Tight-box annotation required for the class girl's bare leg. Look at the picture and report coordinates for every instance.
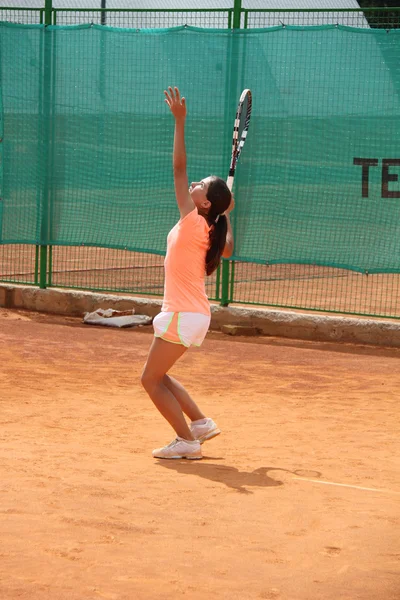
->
[163,375,206,422]
[141,337,195,440]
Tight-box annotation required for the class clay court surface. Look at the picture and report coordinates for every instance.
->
[0,307,399,600]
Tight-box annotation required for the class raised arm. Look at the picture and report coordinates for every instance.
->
[222,195,235,258]
[164,86,195,219]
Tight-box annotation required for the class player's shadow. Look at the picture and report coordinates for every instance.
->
[156,462,295,494]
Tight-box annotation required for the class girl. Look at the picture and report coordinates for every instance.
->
[141,87,234,460]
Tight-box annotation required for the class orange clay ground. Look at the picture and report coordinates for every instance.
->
[0,307,399,600]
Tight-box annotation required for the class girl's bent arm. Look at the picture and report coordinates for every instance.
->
[222,196,235,257]
[222,213,234,258]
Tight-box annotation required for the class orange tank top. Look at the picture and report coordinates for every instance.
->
[162,209,211,316]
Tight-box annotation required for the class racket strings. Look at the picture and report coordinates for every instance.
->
[229,89,252,181]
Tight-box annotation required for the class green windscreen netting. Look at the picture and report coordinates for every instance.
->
[1,23,400,273]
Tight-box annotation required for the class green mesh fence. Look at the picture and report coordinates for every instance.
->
[47,246,220,299]
[0,244,38,285]
[0,9,44,26]
[242,9,399,29]
[228,263,400,318]
[53,9,232,29]
[1,23,234,255]
[1,18,400,317]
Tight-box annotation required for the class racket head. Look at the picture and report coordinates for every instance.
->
[228,88,252,184]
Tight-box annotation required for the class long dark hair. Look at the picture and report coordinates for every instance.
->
[205,177,232,276]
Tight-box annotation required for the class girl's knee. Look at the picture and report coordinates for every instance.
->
[140,368,150,391]
[141,368,161,393]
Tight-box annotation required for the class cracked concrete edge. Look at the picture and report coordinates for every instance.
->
[1,283,400,348]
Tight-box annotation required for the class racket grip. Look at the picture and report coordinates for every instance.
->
[226,175,234,191]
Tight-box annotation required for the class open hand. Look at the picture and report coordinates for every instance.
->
[164,86,186,120]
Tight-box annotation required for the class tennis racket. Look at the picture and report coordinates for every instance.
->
[227,88,252,192]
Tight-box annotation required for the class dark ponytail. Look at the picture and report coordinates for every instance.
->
[206,215,228,276]
[205,177,232,276]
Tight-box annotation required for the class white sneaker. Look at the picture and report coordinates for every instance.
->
[152,437,202,460]
[190,418,221,444]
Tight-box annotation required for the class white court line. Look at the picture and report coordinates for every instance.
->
[293,477,400,495]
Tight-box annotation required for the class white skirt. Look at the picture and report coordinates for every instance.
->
[153,311,211,348]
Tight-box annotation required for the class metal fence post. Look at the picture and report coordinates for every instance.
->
[44,0,52,25]
[39,0,53,289]
[101,0,106,25]
[220,260,230,306]
[233,0,242,29]
[220,0,242,306]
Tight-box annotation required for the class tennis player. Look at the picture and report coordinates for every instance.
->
[141,87,234,460]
